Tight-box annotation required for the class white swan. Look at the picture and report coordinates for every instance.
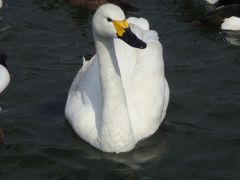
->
[65,4,169,153]
[0,53,10,94]
[221,16,240,30]
[206,0,240,6]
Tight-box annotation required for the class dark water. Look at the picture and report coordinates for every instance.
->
[0,0,240,179]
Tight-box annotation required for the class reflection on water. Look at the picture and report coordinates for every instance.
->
[0,17,10,32]
[0,25,10,32]
[221,30,240,46]
[33,94,168,170]
[71,130,167,170]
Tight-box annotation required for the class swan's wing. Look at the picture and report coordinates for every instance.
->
[128,17,150,30]
[68,55,100,102]
[114,16,162,84]
[127,17,159,44]
[65,55,101,146]
[120,17,168,141]
[66,54,101,126]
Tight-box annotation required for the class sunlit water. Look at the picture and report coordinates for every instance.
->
[0,0,240,179]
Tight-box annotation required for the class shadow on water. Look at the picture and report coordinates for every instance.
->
[221,30,240,46]
[33,94,168,172]
[70,127,168,170]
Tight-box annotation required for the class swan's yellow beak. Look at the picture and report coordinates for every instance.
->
[112,20,129,37]
[112,19,147,49]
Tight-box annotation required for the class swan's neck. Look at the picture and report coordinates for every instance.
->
[94,36,135,152]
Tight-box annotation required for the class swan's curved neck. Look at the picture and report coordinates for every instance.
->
[94,35,135,152]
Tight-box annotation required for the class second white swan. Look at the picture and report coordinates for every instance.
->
[0,53,10,95]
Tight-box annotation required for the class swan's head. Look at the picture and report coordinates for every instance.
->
[93,4,146,49]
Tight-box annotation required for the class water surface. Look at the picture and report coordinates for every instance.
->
[0,0,240,179]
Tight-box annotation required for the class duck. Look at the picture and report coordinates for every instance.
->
[63,0,139,12]
[200,2,240,45]
[65,4,169,153]
[200,4,240,30]
[0,52,10,95]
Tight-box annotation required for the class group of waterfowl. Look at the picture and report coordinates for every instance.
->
[203,0,240,31]
[0,0,240,152]
[0,0,9,98]
[200,0,240,45]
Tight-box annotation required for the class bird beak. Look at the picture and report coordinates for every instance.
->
[113,19,147,49]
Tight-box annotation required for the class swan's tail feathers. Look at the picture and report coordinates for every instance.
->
[82,56,86,63]
[83,54,93,61]
[81,55,96,73]
[82,56,89,73]
[127,17,159,43]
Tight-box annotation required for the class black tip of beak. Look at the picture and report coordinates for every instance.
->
[118,28,147,49]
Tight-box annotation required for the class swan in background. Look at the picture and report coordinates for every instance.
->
[0,52,10,113]
[203,0,240,45]
[0,52,10,95]
[65,4,169,153]
[201,4,240,30]
[206,0,240,6]
[205,0,219,5]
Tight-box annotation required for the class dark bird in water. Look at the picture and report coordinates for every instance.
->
[200,4,240,29]
[63,0,140,11]
[215,0,240,6]
[0,52,10,94]
[202,1,240,45]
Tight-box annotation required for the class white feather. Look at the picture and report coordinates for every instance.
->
[206,0,219,4]
[0,65,10,94]
[221,16,240,31]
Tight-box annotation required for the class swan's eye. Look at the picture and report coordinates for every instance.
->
[107,18,112,22]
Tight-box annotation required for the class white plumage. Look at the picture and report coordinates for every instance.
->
[65,4,169,153]
[206,0,219,5]
[0,59,10,95]
[221,16,240,31]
